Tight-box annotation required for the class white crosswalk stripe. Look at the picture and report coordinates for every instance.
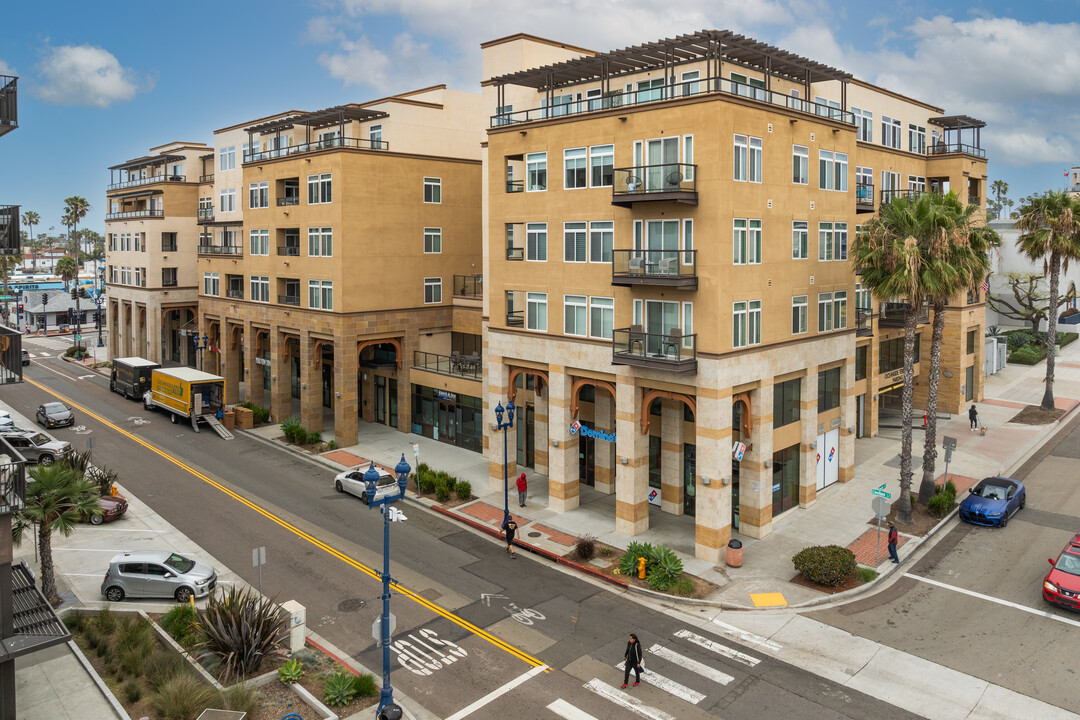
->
[583,679,676,720]
[648,643,734,685]
[547,698,600,720]
[674,629,761,667]
[710,619,783,651]
[616,660,705,704]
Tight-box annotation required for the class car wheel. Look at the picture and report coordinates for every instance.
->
[1020,494,1026,509]
[90,513,104,526]
[170,413,178,424]
[1000,515,1008,528]
[335,480,343,493]
[109,381,116,393]
[39,454,54,466]
[105,586,125,602]
[175,587,194,603]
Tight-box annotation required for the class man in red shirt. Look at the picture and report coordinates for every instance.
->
[516,472,528,507]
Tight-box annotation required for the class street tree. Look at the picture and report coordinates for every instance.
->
[1016,191,1080,410]
[987,272,1072,334]
[989,180,1013,221]
[62,196,91,257]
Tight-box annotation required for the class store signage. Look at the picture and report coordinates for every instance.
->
[647,488,661,506]
[880,368,904,385]
[732,441,746,461]
[569,421,615,442]
[436,390,457,402]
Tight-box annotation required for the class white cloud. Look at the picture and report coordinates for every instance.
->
[0,60,15,76]
[33,44,151,108]
[320,33,455,93]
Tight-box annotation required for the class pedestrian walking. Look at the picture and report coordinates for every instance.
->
[502,518,518,559]
[888,524,899,564]
[622,633,644,688]
[968,403,978,431]
[517,472,528,507]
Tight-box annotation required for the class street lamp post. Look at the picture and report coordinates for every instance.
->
[493,400,516,528]
[364,455,411,720]
[194,332,208,371]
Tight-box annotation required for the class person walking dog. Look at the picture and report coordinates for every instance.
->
[517,472,528,507]
[888,524,900,563]
[969,403,979,431]
[502,517,518,559]
[622,633,644,688]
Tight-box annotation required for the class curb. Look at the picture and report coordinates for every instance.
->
[65,637,130,720]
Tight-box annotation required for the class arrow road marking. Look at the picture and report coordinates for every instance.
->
[617,660,706,703]
[648,643,734,685]
[480,593,509,606]
[674,629,760,667]
[583,679,675,720]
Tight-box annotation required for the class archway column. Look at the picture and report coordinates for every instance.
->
[245,323,265,407]
[738,384,774,539]
[839,358,856,482]
[485,355,518,493]
[301,332,323,432]
[694,388,732,562]
[615,380,649,536]
[594,391,615,494]
[546,366,577,512]
[222,323,241,404]
[660,400,684,515]
[799,367,819,507]
[270,329,292,423]
[334,334,359,446]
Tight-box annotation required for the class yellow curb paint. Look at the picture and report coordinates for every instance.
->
[26,378,547,671]
[749,592,788,608]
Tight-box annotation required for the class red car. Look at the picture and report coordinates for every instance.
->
[85,494,128,525]
[1043,533,1080,611]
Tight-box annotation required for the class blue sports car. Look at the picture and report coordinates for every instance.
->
[959,476,1025,527]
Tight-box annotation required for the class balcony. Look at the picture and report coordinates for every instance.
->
[877,301,929,328]
[612,327,697,373]
[278,295,300,306]
[880,189,923,205]
[412,350,482,380]
[199,174,215,184]
[611,163,697,207]
[0,444,27,515]
[226,289,244,300]
[453,274,483,298]
[197,244,243,256]
[244,136,388,163]
[856,308,873,337]
[506,309,524,327]
[506,246,524,261]
[856,182,875,213]
[277,245,300,256]
[928,141,986,159]
[968,195,981,207]
[197,208,215,223]
[277,196,300,207]
[0,74,16,138]
[611,250,697,289]
[506,179,524,193]
[106,174,186,191]
[1,204,19,255]
[106,209,164,220]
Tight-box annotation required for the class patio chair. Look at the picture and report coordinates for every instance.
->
[658,256,679,275]
[628,256,645,275]
[628,324,645,354]
[663,328,683,357]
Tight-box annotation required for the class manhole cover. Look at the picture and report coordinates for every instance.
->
[337,598,366,612]
[527,531,542,538]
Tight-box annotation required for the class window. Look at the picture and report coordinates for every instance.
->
[203,272,219,296]
[589,221,613,263]
[792,295,808,334]
[748,300,762,345]
[308,173,332,204]
[855,345,867,380]
[792,221,809,259]
[526,292,547,331]
[526,153,547,192]
[250,276,269,302]
[563,222,587,262]
[882,116,902,149]
[564,295,587,336]
[967,329,976,354]
[748,220,762,264]
[733,302,748,348]
[248,229,269,256]
[833,290,847,329]
[423,176,441,203]
[908,175,926,194]
[590,297,614,339]
[308,280,333,310]
[526,223,547,261]
[965,365,974,401]
[792,145,809,185]
[908,124,926,154]
[424,277,442,304]
[424,227,441,254]
[317,130,340,148]
[853,107,873,142]
[820,151,848,191]
[773,378,801,428]
[818,222,834,262]
[856,166,873,195]
[369,124,382,146]
[734,135,748,181]
[242,140,261,160]
[564,148,587,189]
[682,218,694,264]
[162,267,177,286]
[818,291,847,331]
[308,227,332,257]
[835,222,848,260]
[880,335,921,372]
[134,267,142,287]
[818,292,834,331]
[219,188,236,212]
[856,282,871,310]
[834,152,848,191]
[680,70,700,96]
[589,144,614,187]
[818,367,841,412]
[682,135,694,181]
[494,104,513,126]
[248,181,269,209]
[733,219,747,265]
[749,137,762,183]
[218,146,235,171]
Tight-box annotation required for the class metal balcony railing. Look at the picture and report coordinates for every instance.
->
[277,196,300,206]
[106,174,186,191]
[856,182,875,209]
[453,274,483,298]
[278,294,300,306]
[277,245,300,256]
[968,195,981,207]
[197,244,243,256]
[412,350,482,380]
[199,174,215,184]
[0,452,27,515]
[106,209,164,220]
[225,289,244,299]
[0,75,18,137]
[197,208,215,222]
[506,309,524,327]
[244,136,389,163]
[878,301,930,327]
[506,247,524,261]
[855,308,873,336]
[880,189,924,205]
[612,163,697,205]
[611,249,697,289]
[506,179,524,193]
[612,327,697,373]
[928,141,986,159]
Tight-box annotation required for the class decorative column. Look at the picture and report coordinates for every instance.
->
[799,368,818,507]
[300,333,323,433]
[334,335,359,447]
[222,323,241,405]
[614,379,649,536]
[593,391,615,495]
[484,356,517,493]
[693,388,732,562]
[270,329,292,422]
[839,358,856,482]
[546,367,578,512]
[660,400,684,515]
[533,384,549,475]
[739,383,774,539]
[245,322,264,407]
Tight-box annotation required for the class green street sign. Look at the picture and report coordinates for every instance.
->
[872,488,892,499]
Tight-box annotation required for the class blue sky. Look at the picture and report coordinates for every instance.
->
[1,0,1077,236]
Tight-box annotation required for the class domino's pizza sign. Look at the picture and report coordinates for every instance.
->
[647,487,661,506]
[570,421,615,442]
[732,441,746,461]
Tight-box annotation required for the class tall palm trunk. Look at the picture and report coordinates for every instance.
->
[897,303,919,524]
[1044,250,1060,410]
[919,301,947,504]
[37,523,60,607]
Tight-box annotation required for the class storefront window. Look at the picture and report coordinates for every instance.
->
[879,335,920,373]
[772,444,800,515]
[818,367,840,412]
[773,378,800,428]
[410,385,482,453]
[855,345,867,380]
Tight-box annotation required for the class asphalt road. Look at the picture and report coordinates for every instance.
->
[11,344,925,720]
[809,411,1080,714]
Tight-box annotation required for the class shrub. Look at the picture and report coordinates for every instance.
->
[855,566,879,584]
[647,546,684,592]
[95,606,117,635]
[64,345,88,358]
[599,547,612,558]
[927,490,956,518]
[196,586,289,683]
[117,615,153,650]
[574,535,597,562]
[280,416,303,444]
[64,613,85,633]
[83,626,100,650]
[239,402,271,424]
[672,576,695,597]
[792,545,857,587]
[278,658,304,684]
[454,480,472,501]
[144,650,187,691]
[942,479,957,497]
[1007,331,1032,349]
[218,682,260,715]
[161,604,199,647]
[149,673,216,720]
[326,440,338,450]
[435,482,451,502]
[307,430,323,445]
[1009,345,1047,365]
[95,637,110,658]
[1060,332,1079,347]
[121,680,142,704]
[119,641,153,677]
[351,672,378,698]
[618,541,655,576]
[323,669,357,707]
[418,470,436,494]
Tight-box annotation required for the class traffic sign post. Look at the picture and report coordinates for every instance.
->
[942,436,957,492]
[372,613,397,647]
[252,546,267,597]
[871,491,891,564]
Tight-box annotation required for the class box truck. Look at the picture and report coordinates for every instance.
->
[142,367,233,439]
[110,357,160,400]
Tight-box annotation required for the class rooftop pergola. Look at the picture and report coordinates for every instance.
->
[929,115,987,156]
[244,105,389,152]
[107,154,185,185]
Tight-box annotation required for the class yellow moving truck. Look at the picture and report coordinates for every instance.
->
[142,367,229,436]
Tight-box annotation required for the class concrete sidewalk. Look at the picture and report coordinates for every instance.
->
[249,338,1080,610]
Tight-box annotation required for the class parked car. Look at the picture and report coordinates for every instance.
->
[958,476,1026,527]
[83,493,128,525]
[1044,533,1080,611]
[334,465,397,505]
[21,350,29,366]
[36,402,74,429]
[0,429,73,465]
[0,411,15,432]
[101,551,216,603]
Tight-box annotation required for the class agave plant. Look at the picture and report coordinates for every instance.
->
[195,586,288,683]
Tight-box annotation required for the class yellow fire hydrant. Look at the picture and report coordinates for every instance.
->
[638,556,647,579]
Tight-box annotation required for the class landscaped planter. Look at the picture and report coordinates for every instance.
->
[1060,314,1080,325]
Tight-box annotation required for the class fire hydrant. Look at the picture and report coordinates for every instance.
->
[638,556,647,579]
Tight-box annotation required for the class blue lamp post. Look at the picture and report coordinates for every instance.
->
[194,332,209,371]
[494,400,516,528]
[364,454,411,720]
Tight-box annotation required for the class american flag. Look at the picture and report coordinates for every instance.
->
[980,275,990,293]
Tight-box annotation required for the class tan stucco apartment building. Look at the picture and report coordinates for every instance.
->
[480,31,989,561]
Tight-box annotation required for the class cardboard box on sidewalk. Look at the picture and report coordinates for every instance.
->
[222,410,236,431]
[234,406,253,429]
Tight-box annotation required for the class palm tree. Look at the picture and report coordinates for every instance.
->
[21,209,38,257]
[990,180,1010,220]
[16,464,101,606]
[54,255,78,289]
[62,196,91,257]
[1016,191,1080,410]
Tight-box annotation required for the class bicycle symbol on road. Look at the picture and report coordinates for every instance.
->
[72,425,93,435]
[504,602,545,626]
[127,416,150,426]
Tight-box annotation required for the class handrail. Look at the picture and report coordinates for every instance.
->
[226,289,244,299]
[612,327,696,363]
[199,174,215,183]
[611,249,696,278]
[491,76,855,127]
[106,209,164,220]
[197,244,243,256]
[244,136,389,163]
[506,309,524,326]
[0,457,27,515]
[197,208,215,221]
[277,196,300,206]
[506,247,524,261]
[453,274,483,298]
[928,142,986,159]
[277,245,300,256]
[855,182,874,204]
[412,350,482,380]
[278,294,300,306]
[107,174,186,191]
[612,163,696,198]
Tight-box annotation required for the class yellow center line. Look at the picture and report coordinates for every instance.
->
[27,377,546,669]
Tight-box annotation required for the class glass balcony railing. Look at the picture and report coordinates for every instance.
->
[453,274,483,298]
[244,136,388,163]
[197,244,243,256]
[197,208,215,222]
[856,182,875,208]
[277,245,300,256]
[412,350,482,380]
[278,294,300,306]
[106,209,164,220]
[612,163,697,205]
[612,327,697,373]
[611,249,696,288]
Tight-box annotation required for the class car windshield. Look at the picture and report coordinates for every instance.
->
[43,403,67,413]
[973,484,1009,501]
[1056,552,1080,576]
[163,553,196,573]
[29,433,50,445]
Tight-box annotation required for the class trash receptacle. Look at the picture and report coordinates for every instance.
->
[726,538,743,568]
